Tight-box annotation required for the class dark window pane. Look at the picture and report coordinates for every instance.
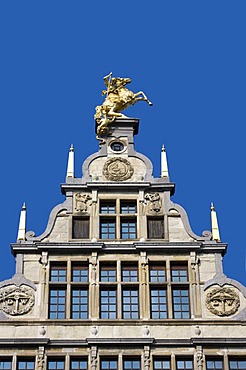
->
[100,289,117,319]
[71,289,88,319]
[122,289,139,319]
[206,359,223,370]
[50,265,67,282]
[176,360,193,370]
[123,359,140,370]
[100,201,116,214]
[71,358,87,370]
[100,219,116,239]
[101,359,118,370]
[73,218,90,239]
[122,265,138,282]
[171,265,188,282]
[0,360,12,370]
[120,201,137,214]
[147,217,164,239]
[100,266,116,282]
[229,359,246,370]
[121,219,136,239]
[150,289,167,318]
[153,359,171,370]
[149,265,166,282]
[72,265,88,282]
[172,289,190,318]
[49,289,66,319]
[47,359,65,370]
[111,142,124,152]
[17,361,35,370]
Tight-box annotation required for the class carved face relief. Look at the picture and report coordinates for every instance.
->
[74,193,92,213]
[0,285,35,316]
[103,157,134,181]
[145,192,162,213]
[205,287,240,316]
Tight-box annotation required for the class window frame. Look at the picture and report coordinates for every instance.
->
[48,261,89,320]
[206,358,224,370]
[72,216,90,239]
[147,216,164,239]
[99,199,138,240]
[153,358,171,370]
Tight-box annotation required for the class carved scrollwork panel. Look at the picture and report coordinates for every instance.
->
[103,157,134,181]
[205,287,240,316]
[0,285,35,316]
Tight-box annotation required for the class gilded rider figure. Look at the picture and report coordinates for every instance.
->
[95,73,152,145]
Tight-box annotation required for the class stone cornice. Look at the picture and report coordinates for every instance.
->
[0,337,245,348]
[11,241,227,255]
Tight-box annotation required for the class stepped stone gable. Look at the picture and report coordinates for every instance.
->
[1,115,245,368]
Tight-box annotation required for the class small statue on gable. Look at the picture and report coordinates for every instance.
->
[74,193,92,213]
[145,192,162,213]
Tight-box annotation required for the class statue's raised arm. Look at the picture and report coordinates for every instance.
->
[95,73,153,145]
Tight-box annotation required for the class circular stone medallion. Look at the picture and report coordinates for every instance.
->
[205,287,240,316]
[103,157,134,181]
[0,285,35,316]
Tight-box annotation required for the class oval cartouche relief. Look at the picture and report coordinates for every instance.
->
[103,157,134,181]
[205,286,240,317]
[0,285,35,316]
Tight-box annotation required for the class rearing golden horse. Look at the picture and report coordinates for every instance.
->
[95,73,152,144]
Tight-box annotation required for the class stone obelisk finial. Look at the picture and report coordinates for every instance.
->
[161,145,169,178]
[66,144,74,178]
[211,202,221,241]
[17,203,26,241]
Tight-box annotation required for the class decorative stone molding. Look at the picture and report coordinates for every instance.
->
[196,346,203,370]
[205,286,240,316]
[0,273,36,290]
[194,325,201,336]
[91,326,98,336]
[39,326,46,336]
[90,346,98,370]
[74,193,92,213]
[143,346,150,370]
[103,157,134,181]
[0,284,35,316]
[142,326,150,336]
[145,192,162,213]
[37,346,45,370]
[26,198,72,242]
[167,200,213,241]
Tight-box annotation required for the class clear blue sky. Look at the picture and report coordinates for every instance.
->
[0,1,245,286]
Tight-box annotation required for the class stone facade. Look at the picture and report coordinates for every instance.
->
[0,119,245,370]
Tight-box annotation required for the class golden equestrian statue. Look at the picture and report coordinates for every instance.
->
[95,73,152,144]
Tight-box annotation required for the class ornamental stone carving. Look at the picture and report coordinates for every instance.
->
[205,287,240,316]
[103,157,134,181]
[145,192,162,213]
[74,193,92,213]
[0,285,35,316]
